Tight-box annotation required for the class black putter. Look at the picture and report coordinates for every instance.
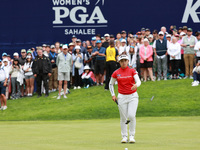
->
[115,100,130,125]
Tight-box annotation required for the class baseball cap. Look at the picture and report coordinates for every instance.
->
[180,32,186,36]
[175,34,179,37]
[141,28,145,31]
[37,46,43,51]
[110,34,114,38]
[121,30,126,34]
[158,31,164,35]
[101,37,105,40]
[87,45,92,49]
[75,46,81,50]
[182,26,188,30]
[72,35,77,38]
[69,42,75,46]
[144,38,149,42]
[13,52,19,56]
[76,39,81,42]
[148,34,153,38]
[96,40,102,44]
[104,33,110,37]
[62,45,68,49]
[91,37,96,41]
[2,52,7,57]
[166,34,171,38]
[3,58,8,62]
[26,55,32,59]
[27,50,32,54]
[42,44,47,47]
[21,49,26,53]
[179,27,183,30]
[60,44,63,47]
[121,39,126,43]
[118,55,129,62]
[187,28,193,32]
[50,45,55,49]
[145,28,150,31]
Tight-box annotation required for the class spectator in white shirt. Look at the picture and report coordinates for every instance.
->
[119,39,129,55]
[167,37,181,79]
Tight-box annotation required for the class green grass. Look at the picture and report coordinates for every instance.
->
[0,117,200,150]
[0,79,199,121]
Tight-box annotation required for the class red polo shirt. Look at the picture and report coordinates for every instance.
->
[112,66,137,95]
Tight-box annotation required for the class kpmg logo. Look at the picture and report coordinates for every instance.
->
[182,0,200,23]
[52,0,108,35]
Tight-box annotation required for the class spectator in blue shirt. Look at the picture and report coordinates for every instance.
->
[92,40,106,86]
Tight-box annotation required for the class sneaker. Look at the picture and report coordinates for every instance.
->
[190,76,193,79]
[63,95,67,99]
[77,86,81,89]
[192,81,199,86]
[74,86,77,90]
[164,78,167,81]
[0,106,3,110]
[157,78,160,81]
[97,83,99,86]
[100,83,104,86]
[184,76,188,79]
[86,85,89,88]
[121,136,128,143]
[3,106,7,110]
[129,135,136,143]
[57,95,61,99]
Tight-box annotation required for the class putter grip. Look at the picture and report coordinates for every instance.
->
[115,100,118,105]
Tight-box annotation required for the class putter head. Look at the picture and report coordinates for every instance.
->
[125,120,130,124]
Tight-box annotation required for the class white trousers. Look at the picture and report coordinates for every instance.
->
[118,92,139,137]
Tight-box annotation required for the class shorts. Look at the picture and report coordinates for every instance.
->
[25,75,35,79]
[95,60,105,75]
[140,61,153,68]
[0,82,6,95]
[58,72,70,81]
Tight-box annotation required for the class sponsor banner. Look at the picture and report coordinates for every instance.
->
[0,0,200,55]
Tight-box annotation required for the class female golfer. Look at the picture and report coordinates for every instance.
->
[109,54,141,143]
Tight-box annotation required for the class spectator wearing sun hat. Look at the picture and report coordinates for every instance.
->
[81,65,96,88]
[181,28,198,79]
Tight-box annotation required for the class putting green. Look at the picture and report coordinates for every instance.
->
[0,117,199,150]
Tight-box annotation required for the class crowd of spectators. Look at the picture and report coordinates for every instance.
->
[1,25,200,110]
